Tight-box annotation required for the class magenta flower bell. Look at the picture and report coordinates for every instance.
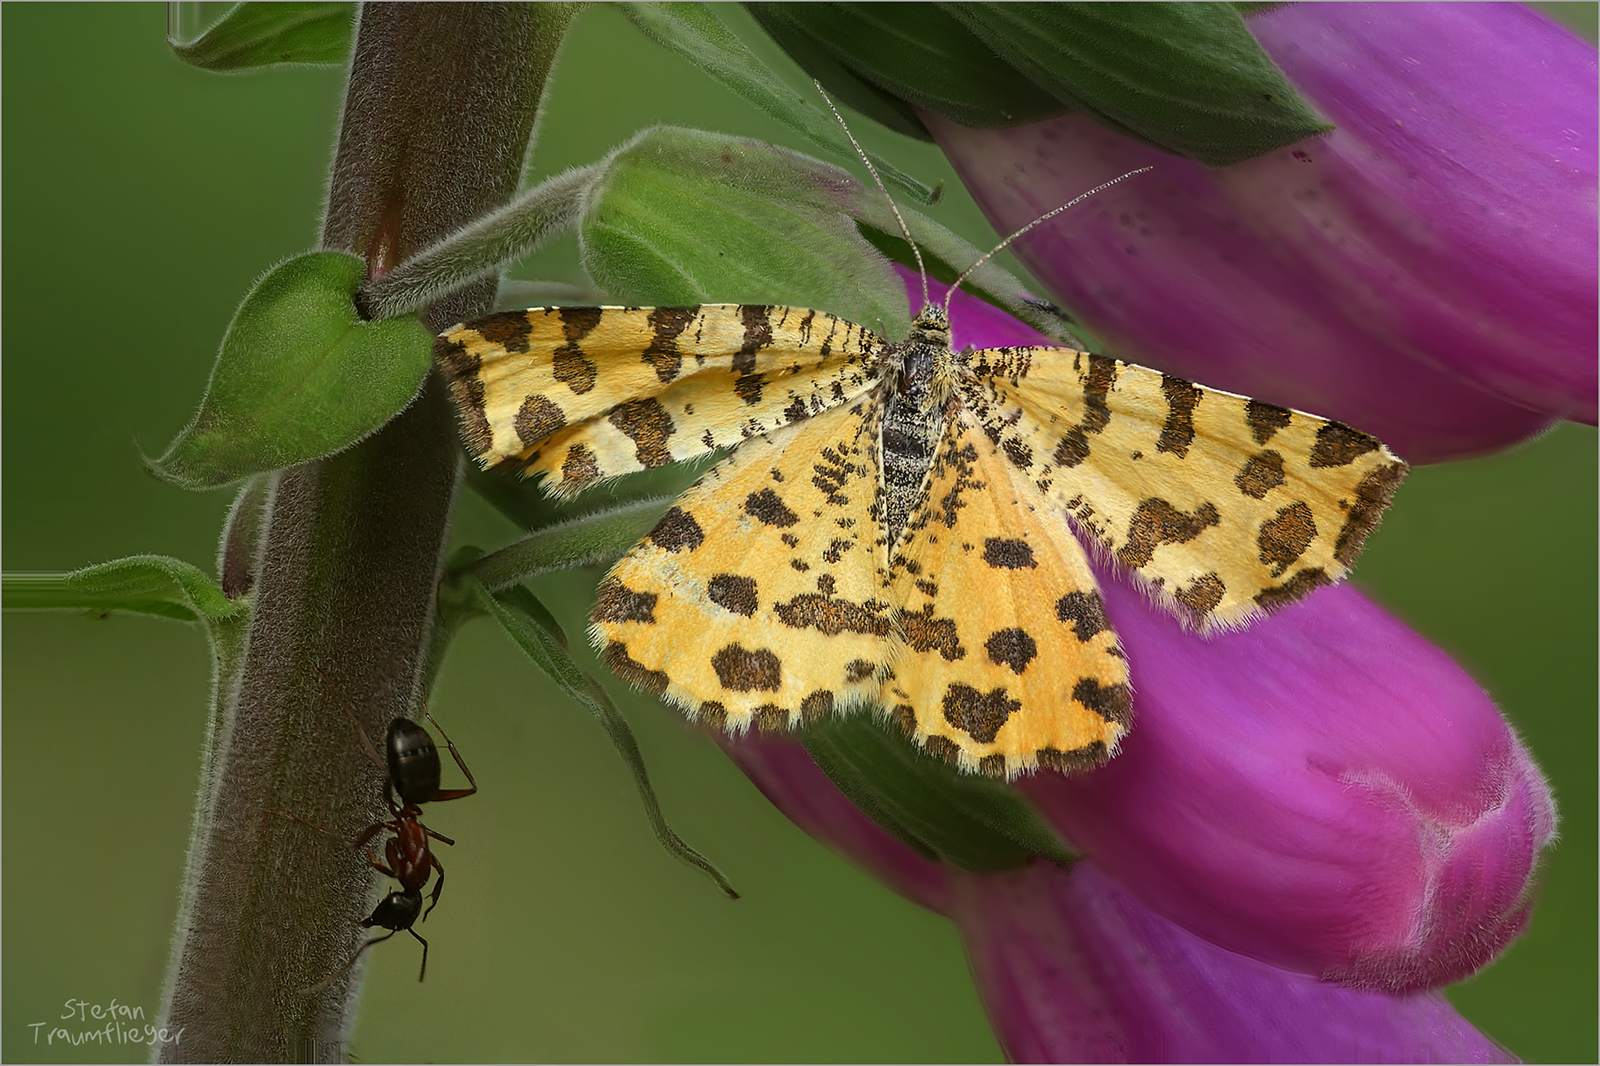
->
[714,275,1552,1059]
[923,3,1596,463]
[723,726,1523,1063]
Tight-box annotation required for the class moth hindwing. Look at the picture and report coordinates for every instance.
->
[437,302,1405,778]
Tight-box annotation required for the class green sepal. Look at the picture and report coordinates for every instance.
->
[445,571,739,898]
[168,2,354,70]
[3,555,246,624]
[459,495,675,594]
[942,3,1330,165]
[742,5,935,141]
[803,713,1076,872]
[582,125,1064,343]
[582,127,907,336]
[745,2,1328,165]
[150,252,434,488]
[745,3,1066,131]
[620,3,938,199]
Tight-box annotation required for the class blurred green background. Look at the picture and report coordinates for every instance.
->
[4,5,1594,1062]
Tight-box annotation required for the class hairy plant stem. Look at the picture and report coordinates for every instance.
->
[154,5,574,1060]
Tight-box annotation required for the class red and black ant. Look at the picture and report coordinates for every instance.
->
[277,672,478,986]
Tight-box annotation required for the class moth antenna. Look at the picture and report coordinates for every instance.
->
[814,79,930,313]
[944,167,1154,315]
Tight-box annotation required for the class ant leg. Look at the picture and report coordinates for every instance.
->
[421,825,456,847]
[315,665,387,772]
[299,930,396,996]
[353,818,401,852]
[424,711,478,802]
[422,851,446,921]
[407,928,430,982]
[268,810,345,843]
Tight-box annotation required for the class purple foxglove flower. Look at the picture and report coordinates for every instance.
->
[950,861,1514,1063]
[721,734,1515,1062]
[922,3,1595,464]
[714,277,1551,1060]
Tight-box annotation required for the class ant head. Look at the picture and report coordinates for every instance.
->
[364,887,424,932]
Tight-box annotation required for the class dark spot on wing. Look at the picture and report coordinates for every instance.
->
[1333,462,1407,566]
[437,336,492,457]
[591,578,657,624]
[1310,422,1380,467]
[641,307,698,383]
[1157,375,1201,457]
[697,701,727,731]
[712,644,782,692]
[552,348,596,394]
[1073,678,1131,726]
[1235,450,1286,499]
[942,683,1020,743]
[608,398,676,467]
[746,487,799,527]
[1254,567,1331,611]
[921,734,960,764]
[515,394,566,448]
[1246,400,1293,444]
[983,538,1037,569]
[774,593,891,635]
[1002,438,1034,470]
[800,690,834,721]
[899,604,964,661]
[1258,501,1317,577]
[845,659,876,683]
[1116,499,1221,569]
[649,506,704,553]
[1051,354,1118,467]
[733,372,766,405]
[985,628,1037,674]
[708,574,759,617]
[1037,742,1111,773]
[1055,591,1109,641]
[470,310,534,353]
[1174,573,1225,616]
[600,642,668,695]
[561,443,599,485]
[736,305,774,375]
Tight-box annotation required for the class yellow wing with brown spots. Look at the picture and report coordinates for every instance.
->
[589,397,894,730]
[881,413,1130,779]
[436,305,884,497]
[960,347,1407,631]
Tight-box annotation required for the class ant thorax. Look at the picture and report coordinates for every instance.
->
[878,306,959,550]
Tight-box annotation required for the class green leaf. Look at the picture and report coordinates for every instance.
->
[3,556,245,623]
[458,575,738,898]
[745,3,1066,130]
[803,713,1076,872]
[621,3,939,199]
[738,5,935,141]
[358,164,600,322]
[584,126,912,336]
[942,2,1330,165]
[169,2,354,70]
[460,496,676,593]
[150,252,434,488]
[578,124,1068,347]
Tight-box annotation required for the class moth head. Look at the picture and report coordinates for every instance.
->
[906,305,951,349]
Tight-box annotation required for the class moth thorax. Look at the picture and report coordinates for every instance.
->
[880,340,948,552]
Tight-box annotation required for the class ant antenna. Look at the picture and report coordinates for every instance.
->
[945,167,1153,315]
[815,80,930,312]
